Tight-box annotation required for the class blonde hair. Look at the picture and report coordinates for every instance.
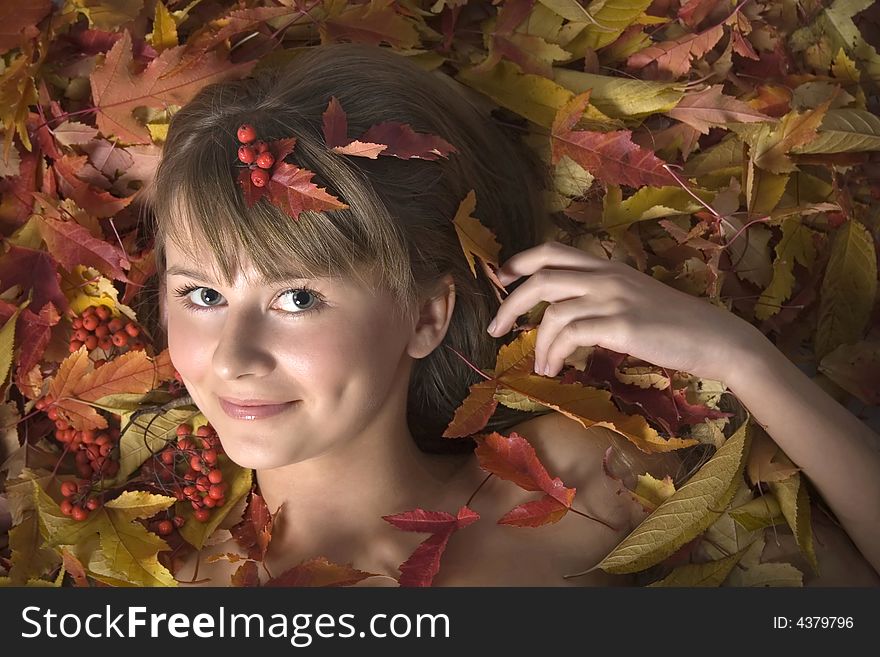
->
[137,43,554,452]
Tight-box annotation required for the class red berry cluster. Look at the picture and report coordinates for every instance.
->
[37,394,121,479]
[69,304,145,362]
[148,514,186,536]
[141,423,227,523]
[60,479,103,522]
[237,123,275,187]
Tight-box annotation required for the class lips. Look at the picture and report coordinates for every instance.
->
[218,396,298,420]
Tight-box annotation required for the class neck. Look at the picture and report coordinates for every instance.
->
[254,386,470,575]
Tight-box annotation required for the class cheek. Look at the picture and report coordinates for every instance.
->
[166,310,210,378]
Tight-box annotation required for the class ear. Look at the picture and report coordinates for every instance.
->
[406,273,455,360]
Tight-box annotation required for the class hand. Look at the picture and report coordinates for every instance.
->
[486,241,763,383]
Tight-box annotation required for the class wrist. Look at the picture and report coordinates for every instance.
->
[722,321,782,395]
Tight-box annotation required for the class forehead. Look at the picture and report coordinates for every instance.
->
[162,235,381,289]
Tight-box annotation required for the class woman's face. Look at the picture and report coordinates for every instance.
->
[161,237,418,470]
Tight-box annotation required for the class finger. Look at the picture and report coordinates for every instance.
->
[488,269,591,336]
[533,297,603,375]
[497,240,611,286]
[542,316,626,377]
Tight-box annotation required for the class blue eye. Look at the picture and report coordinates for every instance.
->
[172,284,326,317]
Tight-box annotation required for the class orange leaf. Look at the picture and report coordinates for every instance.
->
[443,379,498,438]
[37,214,132,283]
[230,490,274,561]
[319,0,420,50]
[89,30,256,144]
[451,189,502,279]
[264,556,380,587]
[0,0,51,55]
[72,349,173,403]
[627,23,724,79]
[48,346,107,431]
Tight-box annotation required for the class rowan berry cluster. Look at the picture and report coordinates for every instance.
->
[141,422,227,524]
[59,479,102,521]
[237,123,275,187]
[37,394,122,479]
[69,304,145,364]
[147,514,186,536]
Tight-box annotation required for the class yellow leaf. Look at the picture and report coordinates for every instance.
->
[815,219,877,360]
[451,190,502,279]
[730,494,786,532]
[68,0,144,31]
[552,67,684,119]
[8,511,61,585]
[631,472,676,512]
[745,158,788,215]
[723,534,803,586]
[457,59,577,129]
[602,185,709,232]
[791,109,880,153]
[0,46,38,157]
[569,0,653,51]
[494,329,697,453]
[595,415,752,573]
[768,473,819,575]
[105,407,202,488]
[755,216,819,321]
[104,490,178,523]
[648,546,750,586]
[150,1,178,51]
[0,305,22,388]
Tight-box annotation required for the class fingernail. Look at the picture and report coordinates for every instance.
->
[487,319,497,334]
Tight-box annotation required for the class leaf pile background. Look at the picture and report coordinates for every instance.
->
[1,0,879,587]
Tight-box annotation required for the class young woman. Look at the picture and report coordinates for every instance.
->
[144,42,880,586]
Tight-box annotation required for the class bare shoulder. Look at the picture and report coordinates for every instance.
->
[434,411,668,586]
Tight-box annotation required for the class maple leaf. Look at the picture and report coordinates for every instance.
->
[383,506,480,586]
[51,154,135,218]
[451,189,502,279]
[89,29,256,144]
[551,91,676,188]
[319,0,420,50]
[0,0,51,55]
[265,556,380,587]
[474,431,577,526]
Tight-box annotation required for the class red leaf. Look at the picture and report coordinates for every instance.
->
[0,300,60,389]
[383,506,480,587]
[231,491,274,561]
[551,92,674,188]
[37,215,132,283]
[267,161,349,219]
[474,431,576,508]
[360,122,457,160]
[0,143,40,229]
[497,493,573,527]
[264,556,379,587]
[0,245,69,314]
[322,96,349,149]
[627,24,724,79]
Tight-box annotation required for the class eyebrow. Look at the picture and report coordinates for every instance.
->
[165,265,316,284]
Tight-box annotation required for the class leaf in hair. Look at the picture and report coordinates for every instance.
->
[267,161,349,219]
[321,96,390,158]
[361,121,457,160]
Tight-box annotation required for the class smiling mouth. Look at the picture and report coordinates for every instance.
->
[218,397,299,420]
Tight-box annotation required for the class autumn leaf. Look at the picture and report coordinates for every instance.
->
[551,92,676,188]
[627,23,724,79]
[667,85,772,134]
[818,339,880,405]
[90,29,256,144]
[265,556,380,587]
[648,546,750,587]
[36,213,132,282]
[230,559,260,587]
[383,506,480,586]
[321,97,386,158]
[0,0,51,55]
[230,490,274,562]
[768,473,818,575]
[319,0,420,50]
[451,189,502,279]
[592,414,752,574]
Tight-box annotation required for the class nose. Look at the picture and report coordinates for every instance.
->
[211,310,277,380]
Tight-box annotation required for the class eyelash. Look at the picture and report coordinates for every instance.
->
[172,283,328,318]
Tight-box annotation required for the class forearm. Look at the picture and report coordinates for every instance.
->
[725,327,880,575]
